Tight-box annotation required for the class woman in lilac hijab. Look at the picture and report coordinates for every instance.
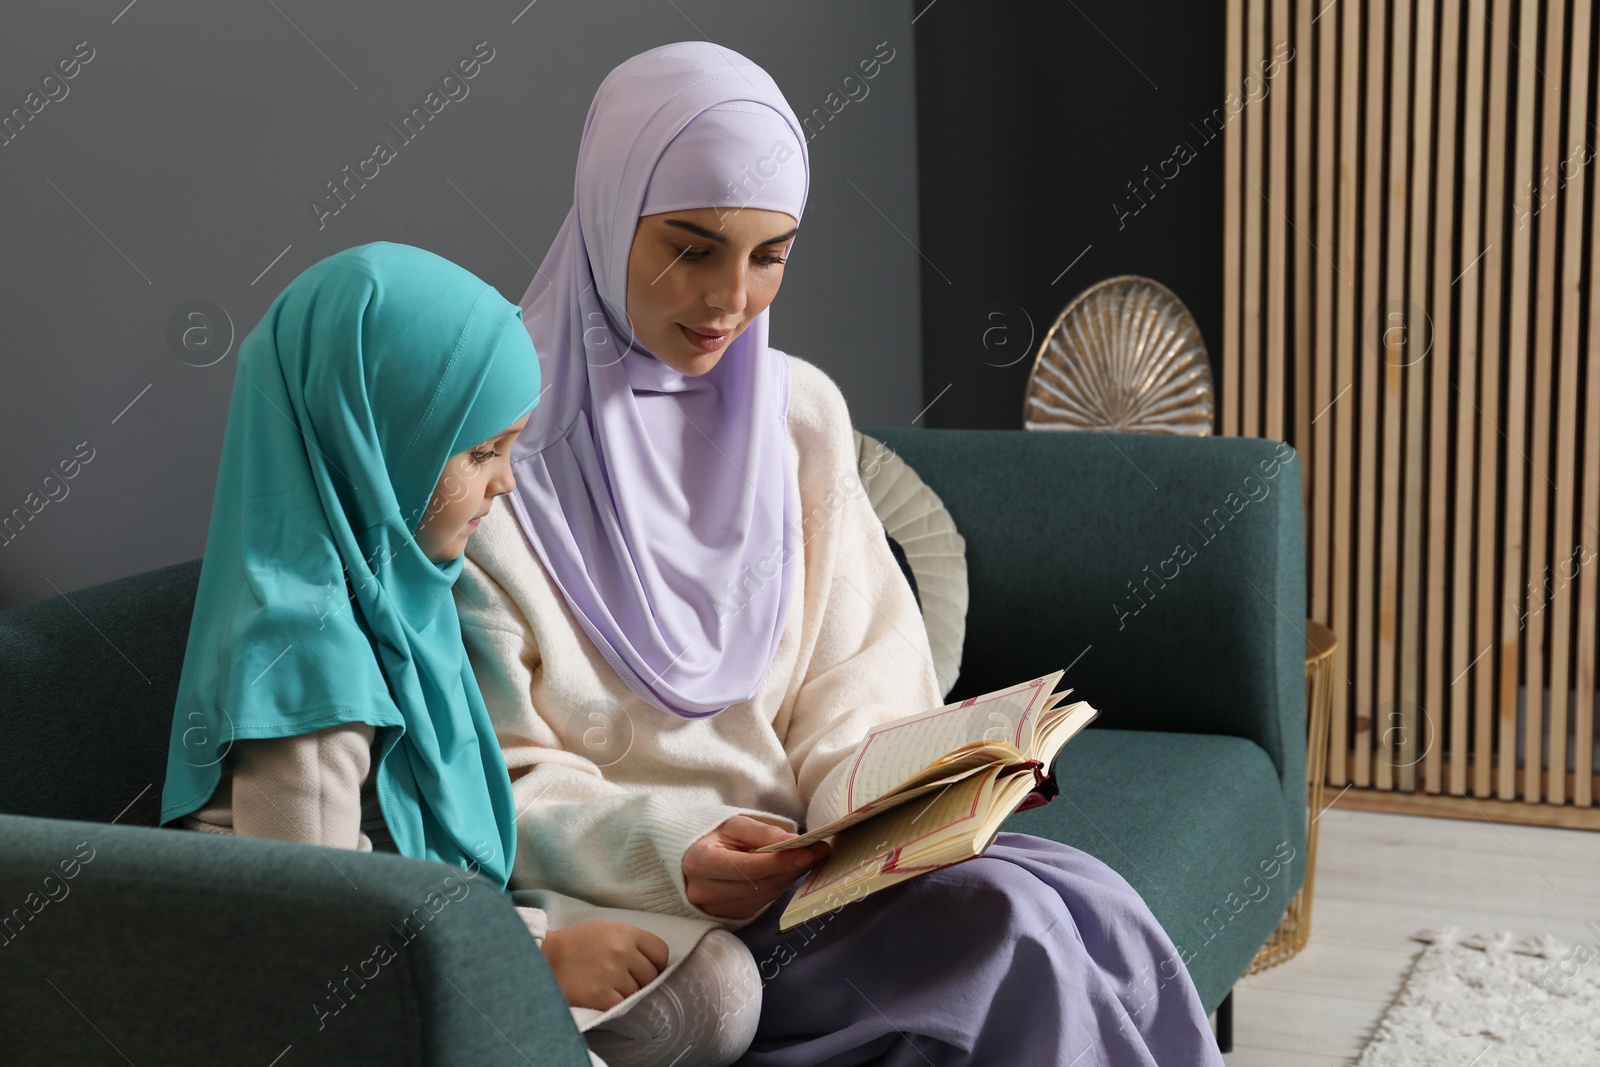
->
[455,41,1227,1066]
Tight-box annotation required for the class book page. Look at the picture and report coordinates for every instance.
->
[776,769,999,928]
[1029,701,1100,766]
[840,672,1064,814]
[755,674,1081,856]
[771,695,1101,930]
[756,762,992,852]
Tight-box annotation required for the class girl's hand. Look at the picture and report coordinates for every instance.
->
[683,815,831,920]
[541,920,670,1011]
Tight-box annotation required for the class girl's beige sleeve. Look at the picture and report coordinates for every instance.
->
[226,723,377,851]
[225,724,554,948]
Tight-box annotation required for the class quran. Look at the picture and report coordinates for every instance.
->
[757,671,1098,930]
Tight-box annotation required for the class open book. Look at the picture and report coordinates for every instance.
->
[757,671,1098,930]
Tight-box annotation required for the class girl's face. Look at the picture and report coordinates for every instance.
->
[415,412,531,563]
[624,207,798,376]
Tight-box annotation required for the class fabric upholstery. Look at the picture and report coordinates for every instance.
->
[867,427,1307,1013]
[0,427,1306,1035]
[0,812,591,1065]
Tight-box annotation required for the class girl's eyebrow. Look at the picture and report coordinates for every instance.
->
[664,218,799,247]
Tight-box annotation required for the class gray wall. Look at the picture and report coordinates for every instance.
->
[0,0,922,609]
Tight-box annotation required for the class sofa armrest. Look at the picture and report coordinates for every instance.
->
[0,813,591,1066]
[866,428,1307,850]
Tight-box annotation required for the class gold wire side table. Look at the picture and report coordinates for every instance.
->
[1246,619,1338,974]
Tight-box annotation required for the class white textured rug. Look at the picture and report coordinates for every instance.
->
[1355,926,1600,1065]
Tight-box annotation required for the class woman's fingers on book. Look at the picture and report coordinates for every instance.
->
[696,816,824,877]
[684,816,830,917]
[693,881,793,919]
[687,858,811,915]
[702,842,802,883]
[695,899,760,920]
[716,814,797,848]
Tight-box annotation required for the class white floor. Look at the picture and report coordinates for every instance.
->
[1217,806,1600,1065]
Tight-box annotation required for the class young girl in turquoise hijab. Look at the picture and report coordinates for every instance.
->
[158,242,672,1040]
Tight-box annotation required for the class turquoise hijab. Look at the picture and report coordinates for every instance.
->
[160,242,540,891]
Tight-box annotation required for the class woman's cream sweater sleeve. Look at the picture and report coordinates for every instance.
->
[455,560,787,922]
[777,359,944,833]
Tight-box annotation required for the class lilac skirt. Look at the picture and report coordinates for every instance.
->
[730,832,1225,1067]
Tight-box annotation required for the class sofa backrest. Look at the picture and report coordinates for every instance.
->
[2,429,1307,823]
[866,428,1305,788]
[0,559,200,824]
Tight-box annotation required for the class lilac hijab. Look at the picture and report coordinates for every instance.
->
[507,42,809,718]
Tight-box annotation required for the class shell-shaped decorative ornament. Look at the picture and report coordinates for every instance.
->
[1023,275,1214,435]
[854,431,968,698]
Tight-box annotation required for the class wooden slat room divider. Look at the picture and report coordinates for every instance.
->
[1223,0,1600,828]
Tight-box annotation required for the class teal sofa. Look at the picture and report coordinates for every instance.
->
[0,429,1305,1064]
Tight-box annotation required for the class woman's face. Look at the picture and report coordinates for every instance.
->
[415,412,531,563]
[624,207,798,376]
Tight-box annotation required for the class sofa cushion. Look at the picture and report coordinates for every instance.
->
[1005,727,1298,1012]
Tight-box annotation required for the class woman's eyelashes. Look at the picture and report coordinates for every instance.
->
[668,244,787,267]
[469,448,499,464]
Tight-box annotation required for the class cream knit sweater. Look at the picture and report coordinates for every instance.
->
[454,355,943,925]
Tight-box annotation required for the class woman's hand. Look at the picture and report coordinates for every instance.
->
[541,920,670,1011]
[683,815,832,920]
